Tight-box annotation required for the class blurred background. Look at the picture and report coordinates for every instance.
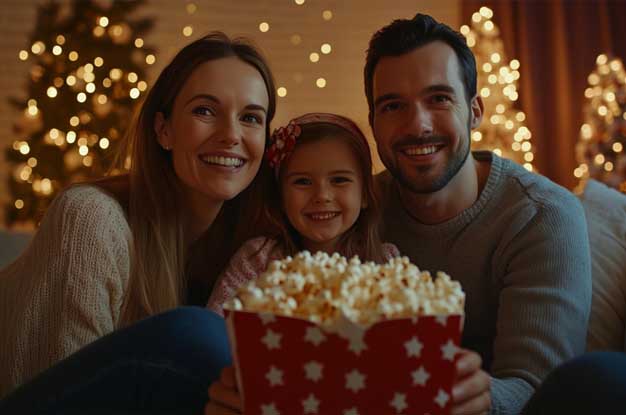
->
[1,0,625,231]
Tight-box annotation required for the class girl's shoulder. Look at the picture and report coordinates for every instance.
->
[381,242,401,261]
[232,236,286,266]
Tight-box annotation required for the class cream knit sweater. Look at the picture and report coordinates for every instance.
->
[0,185,131,397]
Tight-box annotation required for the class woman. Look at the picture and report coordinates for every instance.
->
[0,32,276,413]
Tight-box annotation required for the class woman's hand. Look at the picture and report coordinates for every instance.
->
[204,366,243,415]
[451,348,491,415]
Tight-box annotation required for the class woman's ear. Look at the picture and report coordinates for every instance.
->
[469,95,484,130]
[154,112,172,150]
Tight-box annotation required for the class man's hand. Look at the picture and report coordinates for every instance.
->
[204,366,242,415]
[451,348,491,415]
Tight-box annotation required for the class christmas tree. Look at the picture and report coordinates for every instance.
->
[5,0,155,227]
[460,7,535,172]
[574,54,626,193]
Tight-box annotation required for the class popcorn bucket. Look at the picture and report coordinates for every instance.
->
[225,309,463,415]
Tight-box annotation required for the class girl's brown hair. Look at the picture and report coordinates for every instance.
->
[263,114,386,263]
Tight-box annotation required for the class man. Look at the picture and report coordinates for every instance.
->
[366,14,591,414]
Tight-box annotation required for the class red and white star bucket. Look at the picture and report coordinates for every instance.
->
[225,310,463,415]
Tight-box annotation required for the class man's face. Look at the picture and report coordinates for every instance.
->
[371,41,480,194]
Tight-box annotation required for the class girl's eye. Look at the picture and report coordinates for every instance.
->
[241,113,263,125]
[192,106,213,116]
[292,178,312,185]
[331,176,352,184]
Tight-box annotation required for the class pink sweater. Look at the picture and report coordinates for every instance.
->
[207,237,400,315]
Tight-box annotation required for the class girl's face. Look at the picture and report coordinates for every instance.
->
[155,57,269,210]
[280,136,366,253]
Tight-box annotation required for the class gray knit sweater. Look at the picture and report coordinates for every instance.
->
[376,152,591,415]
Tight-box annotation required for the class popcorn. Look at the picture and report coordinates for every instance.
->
[224,251,464,326]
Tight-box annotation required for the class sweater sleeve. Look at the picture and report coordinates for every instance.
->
[206,237,279,316]
[0,185,131,394]
[489,195,592,414]
[382,242,401,260]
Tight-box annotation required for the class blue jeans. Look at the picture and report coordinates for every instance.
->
[523,351,626,414]
[0,307,231,414]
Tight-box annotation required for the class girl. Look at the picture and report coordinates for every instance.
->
[0,32,275,414]
[206,112,400,316]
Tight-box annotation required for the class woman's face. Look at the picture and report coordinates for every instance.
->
[156,57,269,208]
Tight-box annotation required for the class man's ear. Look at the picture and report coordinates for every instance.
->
[154,112,172,150]
[469,95,484,130]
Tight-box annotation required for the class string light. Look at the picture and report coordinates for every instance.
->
[145,54,156,65]
[183,26,193,37]
[322,10,333,20]
[575,55,626,191]
[320,43,332,54]
[277,87,287,97]
[316,78,326,88]
[134,38,144,48]
[259,22,270,32]
[462,7,535,170]
[309,53,320,63]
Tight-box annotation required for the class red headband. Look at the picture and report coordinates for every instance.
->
[266,113,368,176]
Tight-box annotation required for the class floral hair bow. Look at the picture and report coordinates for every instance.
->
[266,120,302,173]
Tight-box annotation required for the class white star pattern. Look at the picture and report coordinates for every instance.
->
[343,408,359,415]
[345,369,366,393]
[302,393,320,414]
[265,366,283,387]
[261,402,281,415]
[435,315,448,326]
[404,336,423,358]
[411,366,431,386]
[441,339,458,361]
[304,327,326,346]
[304,361,324,382]
[390,392,408,413]
[259,312,276,325]
[336,318,368,355]
[434,389,450,408]
[262,329,282,350]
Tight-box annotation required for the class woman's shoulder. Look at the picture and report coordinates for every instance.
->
[40,184,131,243]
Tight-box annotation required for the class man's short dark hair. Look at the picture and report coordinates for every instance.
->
[364,13,477,125]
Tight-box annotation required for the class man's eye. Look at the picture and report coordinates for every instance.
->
[192,106,213,116]
[380,102,402,113]
[432,95,452,104]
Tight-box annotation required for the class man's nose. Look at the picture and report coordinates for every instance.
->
[405,104,434,137]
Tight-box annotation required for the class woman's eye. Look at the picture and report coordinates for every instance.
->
[192,106,213,116]
[241,113,263,124]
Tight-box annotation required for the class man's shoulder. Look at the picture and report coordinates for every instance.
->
[499,159,580,211]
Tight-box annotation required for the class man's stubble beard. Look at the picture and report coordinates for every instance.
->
[386,125,472,195]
